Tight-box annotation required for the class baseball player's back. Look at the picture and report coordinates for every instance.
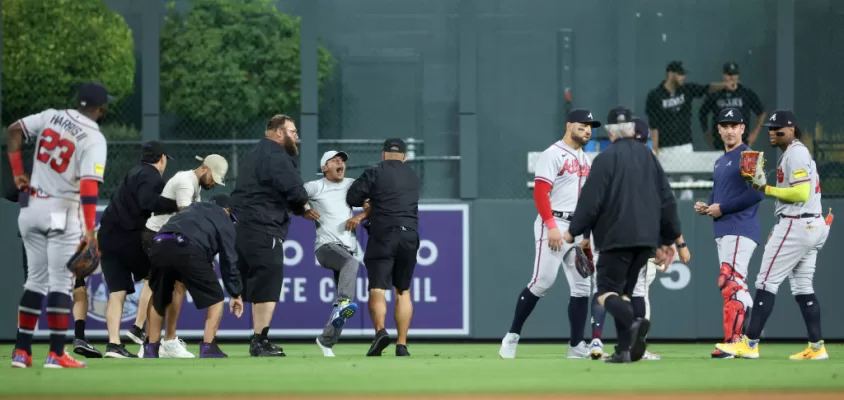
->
[8,82,112,369]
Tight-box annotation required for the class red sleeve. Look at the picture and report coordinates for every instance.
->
[80,179,99,232]
[533,180,557,230]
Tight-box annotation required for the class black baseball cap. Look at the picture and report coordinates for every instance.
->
[383,138,406,153]
[717,108,745,124]
[606,107,632,125]
[666,60,687,75]
[567,108,601,127]
[76,82,114,108]
[141,140,174,161]
[762,109,798,128]
[632,117,650,143]
[723,62,740,75]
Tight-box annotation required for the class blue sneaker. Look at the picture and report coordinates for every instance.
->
[330,300,358,329]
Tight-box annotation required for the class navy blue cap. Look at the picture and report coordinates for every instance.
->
[606,107,632,125]
[383,138,406,153]
[76,82,114,108]
[632,117,649,143]
[142,140,174,161]
[666,60,686,74]
[567,108,601,127]
[763,109,798,128]
[723,62,739,75]
[717,108,745,124]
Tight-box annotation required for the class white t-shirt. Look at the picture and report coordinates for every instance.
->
[304,177,358,254]
[145,170,201,232]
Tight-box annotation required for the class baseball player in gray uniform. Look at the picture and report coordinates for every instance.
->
[716,109,831,360]
[9,83,111,369]
[301,150,368,357]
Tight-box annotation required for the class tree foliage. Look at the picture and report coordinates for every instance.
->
[1,0,135,125]
[160,0,335,127]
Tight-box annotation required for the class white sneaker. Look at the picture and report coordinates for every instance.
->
[160,338,195,358]
[642,350,661,360]
[566,341,590,359]
[316,337,335,357]
[589,338,604,360]
[499,333,520,359]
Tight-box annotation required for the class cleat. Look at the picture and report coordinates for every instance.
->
[629,318,651,362]
[366,329,391,357]
[715,335,759,359]
[249,336,285,357]
[642,350,661,360]
[73,338,103,359]
[589,338,604,360]
[316,337,335,357]
[789,341,829,360]
[143,342,160,358]
[11,349,32,368]
[200,340,227,358]
[160,337,195,358]
[566,341,590,359]
[126,325,146,345]
[604,350,632,363]
[330,300,358,329]
[104,343,138,358]
[712,346,735,359]
[44,350,87,368]
[498,332,520,359]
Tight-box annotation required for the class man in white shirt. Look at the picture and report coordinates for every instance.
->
[132,154,229,358]
[302,151,369,357]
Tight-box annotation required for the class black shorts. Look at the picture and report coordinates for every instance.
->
[235,225,284,303]
[99,230,150,294]
[148,238,223,315]
[595,246,653,298]
[364,229,419,292]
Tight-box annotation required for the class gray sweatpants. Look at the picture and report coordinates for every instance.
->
[315,243,359,347]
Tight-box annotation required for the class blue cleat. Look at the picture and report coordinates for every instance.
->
[330,300,358,329]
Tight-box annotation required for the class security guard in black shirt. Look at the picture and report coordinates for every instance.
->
[143,193,243,359]
[98,140,179,358]
[230,114,309,357]
[699,62,766,149]
[565,108,681,363]
[347,138,421,357]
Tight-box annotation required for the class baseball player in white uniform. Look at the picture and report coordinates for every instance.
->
[499,109,601,359]
[716,109,831,360]
[300,151,369,357]
[9,83,111,369]
[135,154,229,358]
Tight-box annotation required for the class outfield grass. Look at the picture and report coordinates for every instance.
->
[1,342,842,397]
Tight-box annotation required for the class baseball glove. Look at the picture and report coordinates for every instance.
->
[66,239,100,279]
[740,150,767,187]
[570,246,595,279]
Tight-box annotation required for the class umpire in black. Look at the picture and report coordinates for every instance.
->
[143,193,243,359]
[230,114,309,357]
[98,141,179,358]
[565,107,681,363]
[346,138,421,357]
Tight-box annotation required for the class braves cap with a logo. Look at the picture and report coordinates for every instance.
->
[632,117,650,143]
[762,109,798,129]
[76,82,114,108]
[717,108,744,124]
[567,108,602,127]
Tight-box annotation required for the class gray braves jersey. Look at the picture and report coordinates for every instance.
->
[19,109,107,200]
[775,141,821,216]
[534,140,591,212]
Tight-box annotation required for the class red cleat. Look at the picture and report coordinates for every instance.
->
[11,349,32,368]
[44,350,87,368]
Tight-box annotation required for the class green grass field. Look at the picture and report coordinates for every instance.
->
[1,342,843,398]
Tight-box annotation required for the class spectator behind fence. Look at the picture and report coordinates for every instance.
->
[645,60,732,157]
[699,62,767,149]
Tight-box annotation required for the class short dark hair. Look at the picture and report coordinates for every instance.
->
[266,114,294,131]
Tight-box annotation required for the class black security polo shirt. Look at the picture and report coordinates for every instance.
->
[645,81,710,148]
[346,160,420,234]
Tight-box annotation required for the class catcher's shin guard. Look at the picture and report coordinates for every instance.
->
[719,263,748,342]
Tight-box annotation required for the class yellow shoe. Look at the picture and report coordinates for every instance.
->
[789,341,829,360]
[715,336,759,359]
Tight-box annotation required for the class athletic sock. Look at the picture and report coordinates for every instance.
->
[16,290,44,355]
[260,326,270,340]
[614,316,632,350]
[75,319,86,340]
[46,292,72,355]
[603,295,634,329]
[590,295,606,340]
[568,296,589,346]
[631,296,647,319]
[795,294,822,343]
[508,287,540,335]
[746,289,776,340]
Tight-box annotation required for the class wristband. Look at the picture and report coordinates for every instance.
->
[676,242,687,249]
[544,217,558,230]
[9,152,24,176]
